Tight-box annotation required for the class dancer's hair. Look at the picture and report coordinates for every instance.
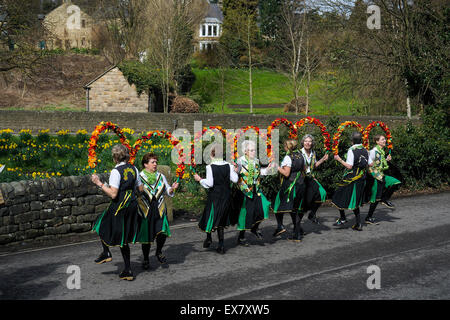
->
[111,144,130,164]
[351,132,362,144]
[141,153,158,168]
[241,140,256,155]
[373,134,385,144]
[300,134,315,148]
[210,143,223,159]
[284,139,298,151]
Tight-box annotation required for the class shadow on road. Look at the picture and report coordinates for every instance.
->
[0,260,70,300]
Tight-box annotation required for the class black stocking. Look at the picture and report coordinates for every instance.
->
[367,202,379,218]
[142,243,150,261]
[120,244,131,272]
[217,227,224,246]
[156,234,167,255]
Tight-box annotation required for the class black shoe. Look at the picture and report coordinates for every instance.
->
[308,216,320,224]
[119,270,134,281]
[352,224,363,231]
[216,245,226,254]
[365,217,378,225]
[251,229,263,240]
[95,251,112,264]
[142,259,150,270]
[381,200,395,209]
[333,218,347,226]
[237,237,249,246]
[156,253,167,264]
[272,227,286,237]
[288,234,302,243]
[203,238,212,248]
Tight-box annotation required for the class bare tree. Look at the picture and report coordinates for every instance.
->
[221,0,259,113]
[275,0,308,115]
[319,0,449,114]
[144,0,207,113]
[95,0,149,64]
[0,0,53,74]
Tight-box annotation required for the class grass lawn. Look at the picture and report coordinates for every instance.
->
[191,68,361,115]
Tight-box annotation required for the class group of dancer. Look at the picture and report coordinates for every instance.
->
[90,131,400,281]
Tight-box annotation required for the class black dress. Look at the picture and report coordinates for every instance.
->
[229,156,271,230]
[92,163,140,247]
[198,164,233,233]
[331,146,369,210]
[301,149,327,212]
[136,171,172,244]
[273,151,306,214]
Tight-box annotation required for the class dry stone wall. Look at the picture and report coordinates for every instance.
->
[0,168,174,247]
[0,111,420,134]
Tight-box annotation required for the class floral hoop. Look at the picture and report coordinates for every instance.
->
[189,126,234,172]
[131,130,186,181]
[267,118,297,162]
[294,117,331,152]
[233,125,267,161]
[88,123,186,181]
[363,121,393,154]
[331,121,365,155]
[88,122,131,170]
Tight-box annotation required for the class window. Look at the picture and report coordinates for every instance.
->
[208,25,212,36]
[81,37,85,46]
[81,20,86,28]
[202,25,206,36]
[213,25,217,36]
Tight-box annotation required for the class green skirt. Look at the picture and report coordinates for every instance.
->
[235,191,271,231]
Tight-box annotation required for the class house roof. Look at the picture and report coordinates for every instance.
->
[206,3,223,22]
[83,65,117,89]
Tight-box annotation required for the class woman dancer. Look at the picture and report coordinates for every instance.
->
[300,134,328,224]
[233,140,274,246]
[364,134,401,224]
[92,144,143,281]
[332,132,371,231]
[194,144,238,254]
[136,153,179,269]
[273,139,306,242]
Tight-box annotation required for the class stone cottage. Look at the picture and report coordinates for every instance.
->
[43,0,97,50]
[84,66,149,113]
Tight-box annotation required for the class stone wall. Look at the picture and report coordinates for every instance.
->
[0,111,420,134]
[86,67,149,113]
[0,167,174,247]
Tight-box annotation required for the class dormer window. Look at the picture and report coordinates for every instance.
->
[200,23,221,37]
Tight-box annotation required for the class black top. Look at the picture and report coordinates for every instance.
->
[114,163,138,203]
[287,151,305,184]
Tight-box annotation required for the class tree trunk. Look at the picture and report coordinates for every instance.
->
[305,38,310,116]
[247,16,253,114]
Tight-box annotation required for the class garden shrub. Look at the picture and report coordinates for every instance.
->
[170,96,200,113]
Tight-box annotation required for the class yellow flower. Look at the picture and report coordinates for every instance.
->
[57,129,69,136]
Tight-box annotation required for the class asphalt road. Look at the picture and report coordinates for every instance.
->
[0,192,449,300]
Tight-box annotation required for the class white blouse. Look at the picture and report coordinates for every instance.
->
[200,161,239,189]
